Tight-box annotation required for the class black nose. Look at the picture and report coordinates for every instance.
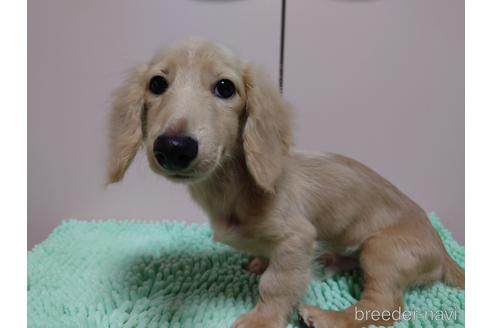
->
[153,135,198,171]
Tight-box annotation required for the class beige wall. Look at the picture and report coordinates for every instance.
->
[28,0,464,249]
[284,0,464,243]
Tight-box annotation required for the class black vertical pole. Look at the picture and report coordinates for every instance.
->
[279,0,286,94]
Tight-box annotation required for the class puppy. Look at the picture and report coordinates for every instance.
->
[107,40,464,328]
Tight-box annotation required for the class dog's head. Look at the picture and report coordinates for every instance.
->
[107,40,292,192]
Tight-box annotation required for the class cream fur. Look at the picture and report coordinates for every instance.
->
[108,40,464,328]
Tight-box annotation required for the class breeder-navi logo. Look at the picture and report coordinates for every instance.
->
[354,306,458,322]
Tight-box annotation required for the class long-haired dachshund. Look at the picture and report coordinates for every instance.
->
[107,40,464,328]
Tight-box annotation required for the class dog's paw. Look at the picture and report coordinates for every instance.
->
[243,257,269,275]
[298,305,324,328]
[298,305,356,328]
[232,310,284,328]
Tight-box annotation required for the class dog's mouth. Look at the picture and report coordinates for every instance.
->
[162,168,209,183]
[148,145,224,183]
[162,161,221,184]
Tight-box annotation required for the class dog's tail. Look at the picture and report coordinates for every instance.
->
[442,253,465,289]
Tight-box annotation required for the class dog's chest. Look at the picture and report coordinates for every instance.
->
[189,182,271,256]
[211,214,241,241]
[209,213,270,256]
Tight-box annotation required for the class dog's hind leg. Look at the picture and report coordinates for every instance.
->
[299,218,445,328]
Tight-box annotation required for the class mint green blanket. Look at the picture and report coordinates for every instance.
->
[28,213,464,327]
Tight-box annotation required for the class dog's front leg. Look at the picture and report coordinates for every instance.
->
[232,234,315,328]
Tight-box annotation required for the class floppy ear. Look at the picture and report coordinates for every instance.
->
[242,64,292,193]
[107,65,148,184]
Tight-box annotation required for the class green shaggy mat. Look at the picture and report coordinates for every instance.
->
[28,213,464,328]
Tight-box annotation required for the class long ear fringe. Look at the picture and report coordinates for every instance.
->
[106,65,148,184]
[242,64,293,193]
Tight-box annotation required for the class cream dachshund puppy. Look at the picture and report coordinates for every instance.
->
[107,40,464,328]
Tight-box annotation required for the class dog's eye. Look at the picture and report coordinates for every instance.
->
[149,75,168,95]
[214,79,236,99]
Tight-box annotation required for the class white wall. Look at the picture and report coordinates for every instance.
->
[284,0,464,243]
[28,0,464,248]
